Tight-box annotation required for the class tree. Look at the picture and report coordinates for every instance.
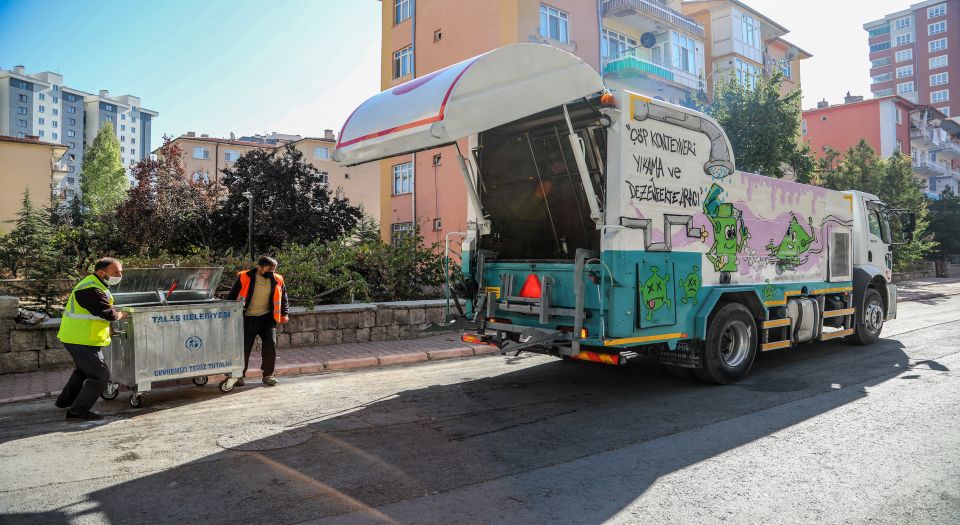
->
[80,123,128,217]
[1,190,51,277]
[817,141,936,270]
[694,71,814,181]
[928,187,960,261]
[214,145,363,254]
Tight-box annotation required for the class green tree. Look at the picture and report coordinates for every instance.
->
[80,123,128,217]
[1,190,51,277]
[694,71,813,181]
[928,187,960,261]
[818,141,936,270]
[215,145,363,254]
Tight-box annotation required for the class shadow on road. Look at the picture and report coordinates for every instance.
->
[4,336,914,524]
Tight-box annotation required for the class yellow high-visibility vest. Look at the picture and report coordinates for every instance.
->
[57,274,114,347]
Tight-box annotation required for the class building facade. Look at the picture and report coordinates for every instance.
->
[0,65,158,201]
[0,135,67,233]
[163,133,278,184]
[802,94,960,197]
[374,0,808,246]
[865,0,958,115]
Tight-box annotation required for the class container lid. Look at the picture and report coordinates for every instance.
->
[109,267,225,306]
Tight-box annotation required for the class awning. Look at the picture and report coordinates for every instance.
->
[334,44,605,166]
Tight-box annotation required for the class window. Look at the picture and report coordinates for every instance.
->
[52,121,58,128]
[68,142,75,149]
[601,28,637,59]
[17,119,27,128]
[932,90,950,103]
[120,124,126,131]
[192,170,210,183]
[15,80,27,89]
[52,85,58,92]
[433,218,442,231]
[39,117,47,126]
[897,81,915,94]
[897,109,903,125]
[875,88,895,96]
[38,105,46,113]
[38,130,44,137]
[17,106,27,115]
[66,94,76,102]
[192,146,210,159]
[929,21,947,36]
[38,92,45,100]
[871,57,892,68]
[781,60,792,79]
[67,106,76,114]
[869,25,890,37]
[318,171,329,185]
[895,49,913,62]
[870,41,891,52]
[68,165,74,173]
[930,55,948,69]
[735,58,761,89]
[131,127,135,133]
[895,33,913,46]
[17,94,27,102]
[52,96,57,103]
[390,222,414,244]
[313,146,330,160]
[939,107,951,116]
[539,4,569,44]
[130,138,135,144]
[896,139,902,153]
[52,132,58,140]
[872,73,892,83]
[393,46,413,79]
[896,65,913,78]
[930,38,948,52]
[929,3,947,19]
[895,17,911,30]
[802,119,807,135]
[130,148,136,154]
[52,108,58,116]
[432,153,442,166]
[224,149,240,162]
[394,0,410,24]
[672,32,698,74]
[105,116,113,123]
[132,117,136,123]
[121,136,126,142]
[741,12,761,49]
[16,132,24,138]
[69,154,75,161]
[392,161,413,194]
[931,72,949,86]
[67,130,75,137]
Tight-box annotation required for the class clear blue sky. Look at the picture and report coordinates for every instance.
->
[0,0,382,149]
[0,0,917,150]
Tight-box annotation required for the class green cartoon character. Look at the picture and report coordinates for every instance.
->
[703,183,750,273]
[678,266,701,306]
[766,215,816,274]
[762,279,777,301]
[641,266,671,321]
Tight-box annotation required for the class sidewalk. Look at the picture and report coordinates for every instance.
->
[895,275,960,301]
[0,334,491,405]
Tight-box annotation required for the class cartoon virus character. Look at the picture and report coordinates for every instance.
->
[678,266,701,306]
[762,279,777,302]
[766,215,816,274]
[703,183,750,273]
[641,266,671,321]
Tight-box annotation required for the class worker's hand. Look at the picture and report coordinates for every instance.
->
[116,312,129,321]
[279,315,290,324]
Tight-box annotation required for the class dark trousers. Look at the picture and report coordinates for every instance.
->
[56,342,110,413]
[243,313,277,377]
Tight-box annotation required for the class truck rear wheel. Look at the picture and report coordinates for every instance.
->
[695,302,758,384]
[852,288,884,345]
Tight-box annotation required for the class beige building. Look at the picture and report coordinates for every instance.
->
[287,134,381,219]
[0,135,67,233]
[161,133,278,184]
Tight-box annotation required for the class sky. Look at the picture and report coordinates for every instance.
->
[0,0,921,150]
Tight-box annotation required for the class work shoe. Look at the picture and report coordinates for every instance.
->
[262,376,278,386]
[236,378,245,387]
[65,410,104,421]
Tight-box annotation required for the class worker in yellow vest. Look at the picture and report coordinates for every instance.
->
[55,257,128,421]
[227,255,289,386]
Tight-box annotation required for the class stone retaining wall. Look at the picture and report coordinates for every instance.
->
[0,297,460,375]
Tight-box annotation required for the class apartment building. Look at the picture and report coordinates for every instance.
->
[374,0,808,247]
[0,65,158,201]
[865,0,957,115]
[161,133,278,183]
[0,135,68,233]
[802,94,960,197]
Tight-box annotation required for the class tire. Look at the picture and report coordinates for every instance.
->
[129,393,143,408]
[218,379,234,393]
[695,302,758,384]
[101,384,119,400]
[852,288,884,345]
[192,376,209,387]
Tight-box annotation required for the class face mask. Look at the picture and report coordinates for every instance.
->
[106,276,122,286]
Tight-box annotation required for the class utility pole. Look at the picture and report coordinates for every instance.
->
[243,191,254,261]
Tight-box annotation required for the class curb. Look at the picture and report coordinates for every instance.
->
[0,345,496,405]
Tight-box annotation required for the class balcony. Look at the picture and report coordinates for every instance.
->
[602,48,700,91]
[602,0,705,38]
[912,159,949,176]
[935,140,960,160]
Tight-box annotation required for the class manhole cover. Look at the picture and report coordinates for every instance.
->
[737,377,808,393]
[217,425,313,451]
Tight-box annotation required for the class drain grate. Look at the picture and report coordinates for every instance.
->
[217,425,313,451]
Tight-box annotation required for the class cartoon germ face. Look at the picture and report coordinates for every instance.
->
[767,216,815,266]
[641,266,671,321]
[679,266,701,306]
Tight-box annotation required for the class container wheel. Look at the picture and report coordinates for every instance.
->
[192,376,209,386]
[101,383,120,400]
[694,302,758,385]
[218,379,235,393]
[129,393,143,408]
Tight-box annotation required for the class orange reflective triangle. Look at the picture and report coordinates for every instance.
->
[519,274,542,298]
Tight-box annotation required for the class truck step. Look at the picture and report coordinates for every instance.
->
[822,307,856,318]
[761,340,791,351]
[821,328,855,340]
[762,318,791,329]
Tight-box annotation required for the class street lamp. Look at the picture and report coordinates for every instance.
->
[242,191,254,261]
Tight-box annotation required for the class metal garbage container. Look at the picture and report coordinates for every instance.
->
[101,266,244,408]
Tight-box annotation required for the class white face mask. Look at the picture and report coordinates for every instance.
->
[106,275,122,286]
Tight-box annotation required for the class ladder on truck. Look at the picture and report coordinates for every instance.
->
[760,288,856,352]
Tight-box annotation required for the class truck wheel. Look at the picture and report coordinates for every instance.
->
[852,288,884,345]
[695,303,757,384]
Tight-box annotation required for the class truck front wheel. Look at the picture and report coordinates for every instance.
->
[852,288,884,345]
[695,302,758,384]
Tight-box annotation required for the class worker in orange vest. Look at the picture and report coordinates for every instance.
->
[227,255,289,386]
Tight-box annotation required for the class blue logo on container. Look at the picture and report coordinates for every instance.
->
[185,336,203,350]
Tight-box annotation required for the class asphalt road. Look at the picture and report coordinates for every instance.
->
[1,294,958,525]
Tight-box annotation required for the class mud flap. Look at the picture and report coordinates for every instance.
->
[657,340,702,369]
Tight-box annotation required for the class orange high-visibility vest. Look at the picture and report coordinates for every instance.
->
[237,271,286,323]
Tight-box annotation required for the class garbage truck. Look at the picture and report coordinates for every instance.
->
[334,44,913,383]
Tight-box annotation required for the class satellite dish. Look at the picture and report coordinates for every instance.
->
[640,32,657,49]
